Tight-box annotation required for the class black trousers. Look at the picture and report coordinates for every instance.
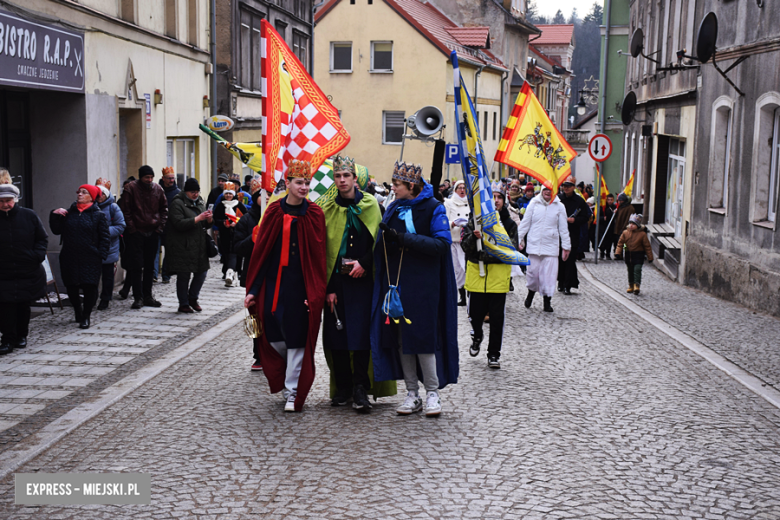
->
[66,284,98,321]
[124,232,159,300]
[331,349,371,392]
[468,292,507,358]
[100,263,115,302]
[0,301,32,344]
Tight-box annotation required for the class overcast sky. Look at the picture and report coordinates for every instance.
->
[537,0,598,20]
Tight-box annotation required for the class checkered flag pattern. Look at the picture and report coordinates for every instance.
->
[260,20,349,191]
[308,160,335,203]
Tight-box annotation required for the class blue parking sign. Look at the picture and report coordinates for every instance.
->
[445,144,461,164]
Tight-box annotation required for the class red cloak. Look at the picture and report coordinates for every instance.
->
[245,198,327,411]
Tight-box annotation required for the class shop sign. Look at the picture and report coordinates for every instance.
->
[206,115,235,132]
[0,9,85,93]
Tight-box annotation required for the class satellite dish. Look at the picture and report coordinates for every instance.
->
[696,12,718,63]
[630,28,644,58]
[621,91,638,126]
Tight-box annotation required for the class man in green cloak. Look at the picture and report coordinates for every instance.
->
[320,155,395,412]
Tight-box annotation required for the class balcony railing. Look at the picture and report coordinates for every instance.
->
[563,129,591,145]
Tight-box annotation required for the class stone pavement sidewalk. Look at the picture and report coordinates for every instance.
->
[580,258,780,390]
[0,261,244,451]
[1,271,779,518]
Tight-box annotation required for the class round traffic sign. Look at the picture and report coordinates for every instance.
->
[588,134,613,162]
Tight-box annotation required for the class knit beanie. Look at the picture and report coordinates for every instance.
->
[98,186,110,200]
[0,183,20,200]
[79,184,101,202]
[184,178,200,192]
[138,165,155,179]
[618,193,628,204]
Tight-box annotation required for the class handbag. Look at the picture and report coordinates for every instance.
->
[204,230,219,258]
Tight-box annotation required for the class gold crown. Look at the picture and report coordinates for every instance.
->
[332,155,355,174]
[287,160,312,180]
[392,161,423,184]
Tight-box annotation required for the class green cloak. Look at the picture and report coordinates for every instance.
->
[320,190,396,399]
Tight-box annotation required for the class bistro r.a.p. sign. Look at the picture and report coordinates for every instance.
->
[0,9,85,93]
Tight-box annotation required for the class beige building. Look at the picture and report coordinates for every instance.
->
[314,0,506,183]
[0,0,212,284]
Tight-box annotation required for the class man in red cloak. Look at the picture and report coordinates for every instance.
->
[244,160,327,412]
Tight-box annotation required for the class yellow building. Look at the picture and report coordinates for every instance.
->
[314,0,506,183]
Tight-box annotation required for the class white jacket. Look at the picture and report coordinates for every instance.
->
[516,193,571,256]
[444,194,470,243]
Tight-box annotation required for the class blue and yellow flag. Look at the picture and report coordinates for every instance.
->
[452,51,528,266]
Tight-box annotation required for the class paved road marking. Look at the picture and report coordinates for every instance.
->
[579,264,780,410]
[0,310,245,481]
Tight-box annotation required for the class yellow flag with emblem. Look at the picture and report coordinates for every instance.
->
[494,82,576,200]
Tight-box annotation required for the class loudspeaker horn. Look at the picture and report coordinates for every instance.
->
[407,106,443,137]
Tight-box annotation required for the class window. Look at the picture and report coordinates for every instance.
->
[708,97,734,211]
[493,112,497,141]
[120,0,135,23]
[167,138,198,187]
[330,42,352,72]
[165,0,177,38]
[275,20,287,43]
[371,41,393,72]
[292,31,308,70]
[294,0,307,21]
[750,93,780,225]
[769,108,780,222]
[383,111,405,144]
[240,9,263,91]
[188,0,198,47]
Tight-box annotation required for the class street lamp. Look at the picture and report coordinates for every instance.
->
[576,88,599,116]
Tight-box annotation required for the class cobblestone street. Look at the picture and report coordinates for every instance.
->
[1,262,780,519]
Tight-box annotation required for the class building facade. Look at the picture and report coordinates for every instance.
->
[621,0,698,282]
[596,0,629,202]
[1,0,211,285]
[214,0,313,178]
[313,0,506,183]
[684,1,780,316]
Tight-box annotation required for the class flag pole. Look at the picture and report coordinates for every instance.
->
[594,163,601,265]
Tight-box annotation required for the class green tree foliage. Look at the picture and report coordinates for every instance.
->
[526,0,548,25]
[552,9,566,24]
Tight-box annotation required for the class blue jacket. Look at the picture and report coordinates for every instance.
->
[98,195,126,264]
[370,181,459,389]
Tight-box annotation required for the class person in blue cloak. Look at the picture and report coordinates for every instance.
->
[370,161,459,417]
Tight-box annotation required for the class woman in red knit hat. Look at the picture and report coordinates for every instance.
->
[50,184,110,329]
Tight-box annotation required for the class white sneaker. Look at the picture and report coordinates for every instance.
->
[396,391,423,415]
[225,269,235,287]
[284,394,296,412]
[233,271,240,286]
[425,391,442,417]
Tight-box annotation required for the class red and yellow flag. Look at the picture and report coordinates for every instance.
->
[623,169,636,198]
[494,82,576,200]
[597,164,609,211]
[260,20,349,191]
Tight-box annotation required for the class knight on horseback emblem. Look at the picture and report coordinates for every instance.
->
[518,121,568,171]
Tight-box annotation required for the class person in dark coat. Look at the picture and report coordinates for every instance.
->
[233,182,263,289]
[166,179,213,313]
[0,183,48,354]
[599,193,616,259]
[213,182,247,287]
[50,184,110,329]
[557,176,591,294]
[118,166,168,309]
[159,167,181,283]
[95,180,126,310]
[117,176,135,300]
[613,193,634,260]
[370,162,459,418]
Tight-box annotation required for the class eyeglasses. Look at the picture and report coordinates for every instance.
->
[76,189,90,195]
[509,186,520,191]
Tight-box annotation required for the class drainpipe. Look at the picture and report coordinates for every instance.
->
[210,0,217,189]
[594,0,612,265]
[499,68,509,177]
[474,64,485,106]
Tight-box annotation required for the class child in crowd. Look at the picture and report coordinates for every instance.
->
[615,214,653,295]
